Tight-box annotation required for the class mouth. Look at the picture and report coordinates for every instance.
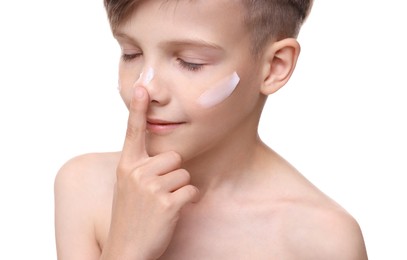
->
[146,119,185,134]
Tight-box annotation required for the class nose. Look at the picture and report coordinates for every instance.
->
[138,67,154,85]
[136,66,170,105]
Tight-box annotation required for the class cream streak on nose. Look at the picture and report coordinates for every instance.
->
[136,67,155,86]
[118,67,155,93]
[143,67,154,85]
[197,72,240,108]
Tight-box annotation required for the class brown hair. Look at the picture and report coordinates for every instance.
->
[104,0,313,54]
[242,0,313,54]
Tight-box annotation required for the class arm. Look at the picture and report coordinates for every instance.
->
[55,86,198,260]
[103,86,198,260]
[54,156,102,260]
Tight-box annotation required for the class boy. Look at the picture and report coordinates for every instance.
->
[55,0,368,259]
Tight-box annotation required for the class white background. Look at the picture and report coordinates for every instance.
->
[1,0,406,259]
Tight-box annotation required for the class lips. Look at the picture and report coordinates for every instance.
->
[146,118,185,133]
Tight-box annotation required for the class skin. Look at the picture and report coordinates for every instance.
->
[54,0,368,259]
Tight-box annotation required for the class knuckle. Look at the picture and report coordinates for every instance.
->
[177,169,191,182]
[116,157,149,180]
[130,167,147,184]
[129,166,161,193]
[116,164,131,179]
[185,185,199,199]
[160,196,176,211]
[187,185,196,195]
[146,179,163,194]
[168,151,182,164]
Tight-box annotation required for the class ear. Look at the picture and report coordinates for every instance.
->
[260,38,300,95]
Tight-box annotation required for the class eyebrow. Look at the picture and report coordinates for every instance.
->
[113,32,139,43]
[159,39,223,51]
[113,31,223,51]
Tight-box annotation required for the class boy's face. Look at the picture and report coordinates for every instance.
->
[114,0,265,159]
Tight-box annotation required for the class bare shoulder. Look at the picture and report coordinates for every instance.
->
[257,147,368,259]
[54,152,119,203]
[290,203,367,259]
[54,152,120,259]
[55,152,119,187]
[279,189,368,260]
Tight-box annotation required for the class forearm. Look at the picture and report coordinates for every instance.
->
[99,234,156,260]
[99,244,150,260]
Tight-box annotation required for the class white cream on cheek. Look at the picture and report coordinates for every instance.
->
[197,72,240,108]
[117,78,122,92]
[120,68,239,109]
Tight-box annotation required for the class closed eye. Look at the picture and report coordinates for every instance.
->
[177,58,205,72]
[121,53,142,62]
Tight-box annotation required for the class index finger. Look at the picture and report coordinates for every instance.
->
[121,86,149,164]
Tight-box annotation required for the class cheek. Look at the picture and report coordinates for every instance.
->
[118,63,148,109]
[118,72,137,109]
[196,72,240,108]
[118,60,144,89]
[119,87,131,110]
[119,69,135,90]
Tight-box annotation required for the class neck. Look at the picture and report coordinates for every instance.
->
[183,132,267,197]
[183,97,270,198]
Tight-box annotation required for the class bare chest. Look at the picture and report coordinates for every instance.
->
[96,199,299,259]
[157,204,292,260]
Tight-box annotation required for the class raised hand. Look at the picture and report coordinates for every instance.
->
[101,86,199,260]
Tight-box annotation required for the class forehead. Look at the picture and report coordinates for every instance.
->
[114,0,249,51]
[116,0,246,35]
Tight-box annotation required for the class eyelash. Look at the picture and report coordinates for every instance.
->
[121,53,142,62]
[121,53,205,72]
[177,58,205,72]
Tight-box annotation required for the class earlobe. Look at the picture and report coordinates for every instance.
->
[260,38,301,95]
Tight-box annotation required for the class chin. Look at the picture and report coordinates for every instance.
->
[146,138,181,157]
[145,141,197,162]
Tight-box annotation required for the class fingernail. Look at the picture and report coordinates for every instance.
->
[134,87,144,99]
